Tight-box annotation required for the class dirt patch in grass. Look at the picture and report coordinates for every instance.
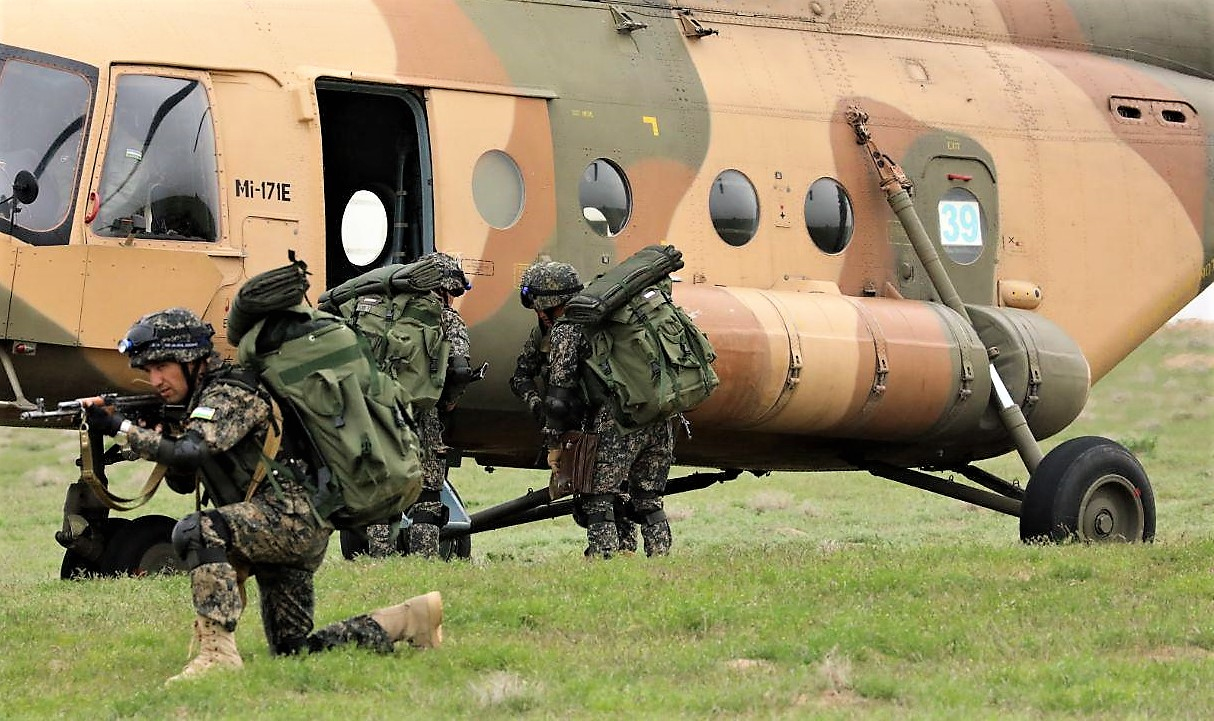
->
[1163,353,1214,370]
[1141,645,1214,662]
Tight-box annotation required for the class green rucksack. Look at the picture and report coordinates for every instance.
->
[236,304,423,530]
[569,246,719,432]
[318,260,449,412]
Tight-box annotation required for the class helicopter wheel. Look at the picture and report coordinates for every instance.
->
[339,528,371,560]
[1020,436,1155,543]
[439,534,471,561]
[99,515,184,576]
[59,517,131,579]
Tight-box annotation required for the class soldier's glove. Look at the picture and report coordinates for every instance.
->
[546,447,563,472]
[85,404,125,437]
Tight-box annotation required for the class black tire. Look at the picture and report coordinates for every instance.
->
[1020,436,1155,543]
[339,529,370,560]
[439,534,471,561]
[60,549,100,580]
[60,517,131,580]
[99,515,184,576]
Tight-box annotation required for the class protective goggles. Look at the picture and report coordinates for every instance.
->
[117,321,213,355]
[117,322,157,355]
[519,283,583,309]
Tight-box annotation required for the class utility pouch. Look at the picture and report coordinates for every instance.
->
[553,431,598,498]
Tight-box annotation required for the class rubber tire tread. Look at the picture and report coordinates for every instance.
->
[339,528,370,560]
[99,514,181,576]
[1020,436,1155,543]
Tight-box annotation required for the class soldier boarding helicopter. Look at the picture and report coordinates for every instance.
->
[1,0,1210,573]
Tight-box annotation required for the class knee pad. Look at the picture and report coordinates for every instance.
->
[410,505,447,527]
[627,492,666,525]
[640,508,668,526]
[171,510,230,570]
[577,493,616,526]
[409,490,448,526]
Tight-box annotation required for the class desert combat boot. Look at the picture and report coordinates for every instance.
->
[370,591,443,649]
[166,616,243,683]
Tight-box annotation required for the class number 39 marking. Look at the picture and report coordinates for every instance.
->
[938,200,982,247]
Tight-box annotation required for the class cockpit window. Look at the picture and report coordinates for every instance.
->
[0,55,92,243]
[93,74,220,241]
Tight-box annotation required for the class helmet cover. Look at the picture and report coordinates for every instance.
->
[118,307,215,368]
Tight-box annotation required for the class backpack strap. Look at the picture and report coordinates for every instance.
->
[244,394,284,502]
[206,363,286,502]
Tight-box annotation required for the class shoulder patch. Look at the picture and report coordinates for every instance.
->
[190,406,217,421]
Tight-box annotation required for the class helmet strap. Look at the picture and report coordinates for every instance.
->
[183,359,205,404]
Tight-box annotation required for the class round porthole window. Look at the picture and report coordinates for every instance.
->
[804,177,854,254]
[709,169,759,246]
[472,150,525,229]
[340,189,388,266]
[579,158,631,237]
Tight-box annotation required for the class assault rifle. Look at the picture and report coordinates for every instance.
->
[24,393,187,518]
[20,393,181,425]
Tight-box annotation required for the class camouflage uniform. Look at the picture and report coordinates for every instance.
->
[544,322,673,557]
[511,321,646,545]
[365,252,475,558]
[407,301,472,557]
[107,307,433,665]
[125,357,394,653]
[509,323,549,422]
[511,261,669,557]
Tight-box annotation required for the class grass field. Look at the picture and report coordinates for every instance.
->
[0,322,1210,719]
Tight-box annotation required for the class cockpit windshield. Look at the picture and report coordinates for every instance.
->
[92,74,220,241]
[0,48,94,245]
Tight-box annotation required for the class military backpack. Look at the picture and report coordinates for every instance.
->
[318,259,449,412]
[567,245,719,432]
[234,293,422,530]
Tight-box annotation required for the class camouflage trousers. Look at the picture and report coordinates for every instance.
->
[190,483,393,655]
[578,407,674,558]
[408,407,446,558]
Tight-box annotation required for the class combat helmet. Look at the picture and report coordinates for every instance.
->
[118,307,215,368]
[519,261,583,311]
[427,251,472,297]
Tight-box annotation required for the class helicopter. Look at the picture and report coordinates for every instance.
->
[1,0,1210,574]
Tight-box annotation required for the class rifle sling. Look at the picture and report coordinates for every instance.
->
[78,423,168,513]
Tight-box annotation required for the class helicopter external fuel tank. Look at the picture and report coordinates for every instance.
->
[677,284,1090,453]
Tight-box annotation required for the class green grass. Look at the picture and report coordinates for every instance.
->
[0,322,1210,719]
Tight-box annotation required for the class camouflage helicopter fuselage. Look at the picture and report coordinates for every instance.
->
[1,0,1211,472]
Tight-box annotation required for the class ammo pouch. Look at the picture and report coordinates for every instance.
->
[552,431,598,498]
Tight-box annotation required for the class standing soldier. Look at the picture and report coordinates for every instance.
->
[82,308,443,682]
[405,251,475,557]
[509,261,672,557]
